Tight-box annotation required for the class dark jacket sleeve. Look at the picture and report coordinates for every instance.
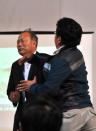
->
[7,64,15,95]
[29,57,71,93]
[7,63,18,106]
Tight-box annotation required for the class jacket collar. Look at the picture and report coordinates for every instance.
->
[53,45,65,55]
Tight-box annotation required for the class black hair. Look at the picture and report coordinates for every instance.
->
[56,17,82,47]
[21,95,62,131]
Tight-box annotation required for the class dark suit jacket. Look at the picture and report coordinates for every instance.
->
[7,52,50,131]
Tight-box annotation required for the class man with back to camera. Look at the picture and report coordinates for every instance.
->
[17,17,96,131]
[7,29,50,131]
[20,95,63,131]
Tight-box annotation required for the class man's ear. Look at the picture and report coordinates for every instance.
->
[56,36,62,48]
[32,40,37,48]
[57,36,61,44]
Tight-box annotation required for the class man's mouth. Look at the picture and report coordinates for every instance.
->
[18,48,24,51]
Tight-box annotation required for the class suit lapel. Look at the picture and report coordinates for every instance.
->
[28,64,36,80]
[18,64,24,80]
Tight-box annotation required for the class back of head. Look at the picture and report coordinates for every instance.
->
[21,96,62,131]
[56,17,82,47]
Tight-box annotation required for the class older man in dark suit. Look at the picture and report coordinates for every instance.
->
[7,30,50,131]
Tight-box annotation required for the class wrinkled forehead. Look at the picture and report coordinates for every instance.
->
[18,32,30,40]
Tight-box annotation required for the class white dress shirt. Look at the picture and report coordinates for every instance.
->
[22,62,31,101]
[23,62,31,80]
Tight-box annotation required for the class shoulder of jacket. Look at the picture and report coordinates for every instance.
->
[12,59,20,66]
[36,52,52,62]
[57,47,84,71]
